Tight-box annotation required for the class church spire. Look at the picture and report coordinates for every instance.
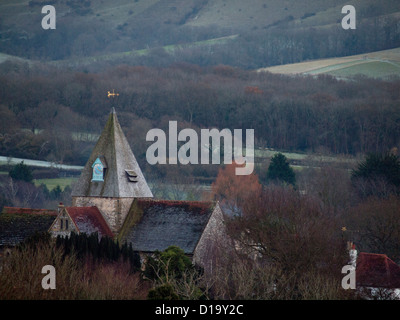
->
[72,109,153,198]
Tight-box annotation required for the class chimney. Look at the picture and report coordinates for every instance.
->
[58,202,64,213]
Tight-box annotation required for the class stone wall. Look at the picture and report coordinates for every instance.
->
[49,207,76,238]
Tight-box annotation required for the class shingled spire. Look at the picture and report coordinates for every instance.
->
[71,109,152,233]
[72,109,152,198]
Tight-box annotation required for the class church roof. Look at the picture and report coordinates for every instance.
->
[71,109,153,198]
[65,206,114,238]
[0,207,57,247]
[119,199,214,254]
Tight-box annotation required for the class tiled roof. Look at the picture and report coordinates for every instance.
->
[357,252,400,289]
[66,206,114,238]
[0,207,57,247]
[120,199,214,254]
[71,109,153,198]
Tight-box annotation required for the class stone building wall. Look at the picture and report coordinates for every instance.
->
[49,207,76,238]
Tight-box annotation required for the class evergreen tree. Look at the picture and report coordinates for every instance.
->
[266,153,296,186]
[8,161,33,182]
[352,152,400,186]
[351,152,400,197]
[50,185,63,200]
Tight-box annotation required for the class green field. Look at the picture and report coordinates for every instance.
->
[325,60,400,78]
[33,177,78,191]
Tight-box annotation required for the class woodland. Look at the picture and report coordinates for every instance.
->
[0,61,399,165]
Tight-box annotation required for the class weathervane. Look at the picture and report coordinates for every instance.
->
[107,89,119,98]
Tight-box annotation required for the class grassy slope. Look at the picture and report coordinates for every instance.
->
[259,47,400,79]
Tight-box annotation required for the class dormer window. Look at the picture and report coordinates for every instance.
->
[92,157,107,182]
[125,169,138,183]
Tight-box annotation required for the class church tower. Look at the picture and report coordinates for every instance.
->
[71,108,153,234]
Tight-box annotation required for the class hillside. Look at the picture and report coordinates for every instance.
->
[1,0,400,69]
[259,47,400,79]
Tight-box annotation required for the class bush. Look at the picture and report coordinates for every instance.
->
[148,284,179,300]
[144,245,193,280]
[144,246,206,300]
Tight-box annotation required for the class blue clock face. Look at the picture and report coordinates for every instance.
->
[92,159,104,182]
[94,163,103,175]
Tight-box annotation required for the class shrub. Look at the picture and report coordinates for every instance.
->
[148,284,179,300]
[0,234,148,299]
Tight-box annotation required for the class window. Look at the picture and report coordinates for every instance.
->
[60,219,63,230]
[125,169,138,182]
[65,219,68,230]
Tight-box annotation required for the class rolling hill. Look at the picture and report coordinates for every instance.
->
[0,0,400,69]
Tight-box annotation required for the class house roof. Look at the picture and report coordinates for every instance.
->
[71,109,153,198]
[357,252,400,289]
[65,206,114,238]
[0,207,57,247]
[119,199,215,254]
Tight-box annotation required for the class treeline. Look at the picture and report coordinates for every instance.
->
[69,14,400,70]
[1,61,399,168]
[188,15,400,69]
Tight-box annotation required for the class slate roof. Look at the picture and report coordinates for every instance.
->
[71,109,153,198]
[120,199,214,254]
[357,252,400,289]
[66,206,114,238]
[0,207,57,247]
